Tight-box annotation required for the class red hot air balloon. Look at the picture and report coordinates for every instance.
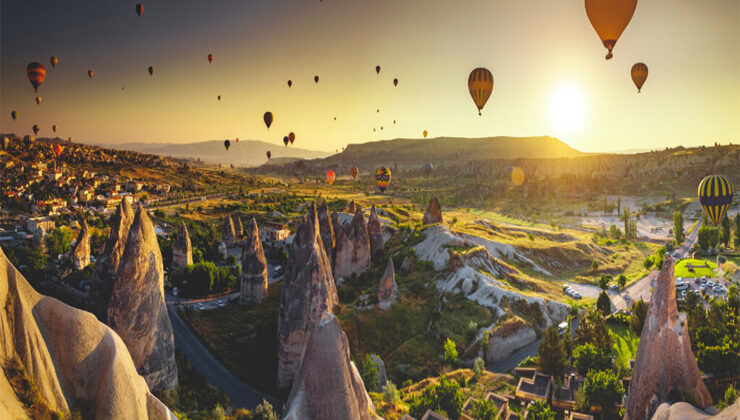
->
[326,170,335,185]
[88,70,94,78]
[350,166,359,179]
[52,144,63,158]
[135,3,143,17]
[27,62,46,92]
[235,138,239,143]
[264,112,273,129]
[288,132,295,144]
[208,54,213,63]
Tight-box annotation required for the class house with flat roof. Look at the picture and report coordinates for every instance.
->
[420,410,449,420]
[566,411,594,420]
[516,371,552,403]
[552,373,585,411]
[462,392,512,420]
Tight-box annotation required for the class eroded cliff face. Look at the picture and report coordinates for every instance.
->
[70,220,91,270]
[626,256,712,420]
[422,197,443,225]
[367,205,384,256]
[318,201,335,265]
[241,218,268,305]
[172,221,193,269]
[333,208,371,284]
[650,399,740,420]
[0,247,174,420]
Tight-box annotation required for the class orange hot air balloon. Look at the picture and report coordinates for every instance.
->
[50,56,58,68]
[135,3,143,17]
[375,167,391,192]
[35,96,42,106]
[585,0,638,60]
[468,67,494,115]
[88,70,94,78]
[326,170,336,185]
[52,143,63,159]
[26,62,46,92]
[208,54,213,63]
[289,132,295,144]
[350,166,359,179]
[631,62,648,92]
[235,138,239,143]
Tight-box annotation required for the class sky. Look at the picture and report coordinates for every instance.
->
[1,0,738,153]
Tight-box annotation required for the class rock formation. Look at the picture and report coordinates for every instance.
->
[233,214,244,238]
[370,354,388,392]
[367,205,384,255]
[88,200,134,321]
[107,207,178,391]
[171,221,193,269]
[625,256,712,420]
[484,318,537,363]
[70,220,91,269]
[377,258,398,310]
[283,312,380,420]
[651,399,740,420]
[423,197,443,225]
[347,200,358,214]
[331,210,341,248]
[333,208,371,283]
[223,215,237,245]
[240,218,268,305]
[317,201,335,264]
[0,247,174,420]
[277,210,338,390]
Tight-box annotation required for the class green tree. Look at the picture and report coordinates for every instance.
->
[598,275,612,290]
[382,382,400,404]
[408,376,465,420]
[596,291,611,316]
[359,354,380,392]
[253,400,278,420]
[720,214,731,248]
[442,338,458,366]
[538,326,568,378]
[468,399,497,420]
[618,274,627,289]
[581,370,624,420]
[526,400,556,420]
[573,343,611,376]
[46,227,73,256]
[717,385,739,410]
[574,309,614,355]
[673,211,684,245]
[734,214,740,248]
[630,300,648,334]
[472,357,485,380]
[622,208,631,241]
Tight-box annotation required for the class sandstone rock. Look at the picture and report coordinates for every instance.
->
[107,207,178,391]
[651,399,740,420]
[347,200,358,214]
[283,312,381,420]
[331,210,341,249]
[71,220,91,270]
[334,208,371,283]
[318,201,335,264]
[233,214,244,238]
[484,318,537,363]
[367,205,384,255]
[625,256,712,420]
[0,247,175,420]
[31,227,46,250]
[370,354,388,392]
[223,215,237,245]
[88,200,134,321]
[171,221,193,269]
[377,258,398,310]
[423,197,443,225]
[277,211,338,390]
[240,218,268,305]
[400,256,411,274]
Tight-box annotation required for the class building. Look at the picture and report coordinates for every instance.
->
[462,392,511,420]
[566,411,594,420]
[260,222,290,241]
[515,372,552,403]
[420,410,448,420]
[552,373,585,411]
[26,217,55,234]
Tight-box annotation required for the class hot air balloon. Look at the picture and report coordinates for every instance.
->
[35,97,42,106]
[289,132,295,144]
[148,66,154,75]
[287,80,292,87]
[224,140,231,151]
[314,75,319,83]
[350,166,359,179]
[511,167,526,186]
[135,3,143,17]
[208,54,213,63]
[283,136,289,147]
[585,0,637,60]
[52,124,57,133]
[393,78,398,86]
[88,70,94,78]
[11,111,17,120]
[32,124,40,135]
[235,138,239,143]
[376,65,381,74]
[377,109,380,113]
[264,112,273,129]
[631,62,648,93]
[334,117,337,121]
[423,130,428,138]
[52,143,63,159]
[50,56,58,68]
[381,126,384,130]
[1,137,9,150]
[393,120,396,124]
[26,62,46,92]
[698,175,734,227]
[217,95,221,101]
[375,167,391,192]
[326,170,336,185]
[23,135,34,146]
[424,162,434,176]
[468,67,494,115]
[373,128,376,132]
[266,151,272,160]
[68,137,72,143]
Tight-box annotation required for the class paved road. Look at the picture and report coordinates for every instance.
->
[167,304,281,410]
[488,319,577,374]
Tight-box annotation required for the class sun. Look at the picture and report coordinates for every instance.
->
[547,82,587,136]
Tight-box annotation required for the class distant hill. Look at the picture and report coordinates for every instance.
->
[115,140,331,167]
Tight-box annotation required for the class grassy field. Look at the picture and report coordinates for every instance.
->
[609,323,640,370]
[675,258,718,278]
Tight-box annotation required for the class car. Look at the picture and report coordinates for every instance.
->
[563,284,571,292]
[623,294,632,303]
[217,299,225,307]
[700,277,707,284]
[676,282,689,291]
[196,303,205,310]
[699,284,706,291]
[609,284,619,291]
[572,293,582,300]
[558,322,568,335]
[707,280,715,288]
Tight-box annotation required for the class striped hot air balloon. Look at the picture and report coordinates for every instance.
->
[375,167,391,192]
[698,175,734,227]
[468,67,494,116]
[350,166,359,179]
[631,62,648,92]
[26,62,46,92]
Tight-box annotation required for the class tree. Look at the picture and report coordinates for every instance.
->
[526,400,556,420]
[442,338,458,366]
[359,354,380,392]
[598,275,612,290]
[617,196,621,215]
[252,400,278,420]
[46,227,73,257]
[574,309,614,355]
[673,211,684,245]
[596,291,611,316]
[720,214,731,248]
[581,370,624,420]
[382,382,400,404]
[573,343,611,376]
[408,376,465,420]
[538,326,568,378]
[472,357,485,380]
[734,214,740,248]
[618,274,627,289]
[622,208,631,241]
[717,385,739,410]
[698,225,718,252]
[468,399,497,420]
[630,300,648,334]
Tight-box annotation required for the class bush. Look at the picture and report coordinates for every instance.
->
[596,291,611,316]
[469,398,497,420]
[359,354,380,392]
[442,338,458,366]
[472,357,485,380]
[382,382,400,404]
[408,376,464,420]
[573,343,611,376]
[526,400,555,419]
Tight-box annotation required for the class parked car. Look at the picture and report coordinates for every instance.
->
[217,299,225,307]
[707,280,715,288]
[563,284,571,291]
[196,303,205,310]
[609,284,619,291]
[699,284,706,292]
[676,281,689,291]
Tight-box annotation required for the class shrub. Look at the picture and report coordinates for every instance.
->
[359,354,380,392]
[472,357,485,380]
[382,382,400,404]
[442,338,458,366]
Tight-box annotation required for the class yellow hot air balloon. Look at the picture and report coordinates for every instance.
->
[585,0,638,60]
[698,175,734,227]
[375,167,391,192]
[423,130,428,138]
[631,62,648,92]
[468,68,494,115]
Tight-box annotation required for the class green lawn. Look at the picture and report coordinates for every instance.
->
[675,258,717,279]
[609,323,640,370]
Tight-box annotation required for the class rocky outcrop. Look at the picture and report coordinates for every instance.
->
[172,221,193,269]
[423,197,443,225]
[283,312,380,420]
[88,200,134,321]
[233,214,244,238]
[0,247,174,420]
[277,209,339,390]
[70,220,91,269]
[370,354,388,392]
[223,215,237,245]
[240,218,268,305]
[377,258,398,310]
[318,201,335,264]
[367,205,384,255]
[484,318,537,363]
[625,256,712,420]
[347,201,359,214]
[107,207,178,391]
[334,208,371,283]
[331,210,341,251]
[651,399,740,420]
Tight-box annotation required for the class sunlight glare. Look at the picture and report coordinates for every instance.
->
[547,82,587,137]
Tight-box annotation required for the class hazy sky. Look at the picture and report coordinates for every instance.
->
[1,0,738,153]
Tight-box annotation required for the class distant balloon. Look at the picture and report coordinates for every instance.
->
[135,3,143,17]
[50,56,58,68]
[68,137,72,143]
[376,65,381,74]
[373,128,376,132]
[423,130,428,138]
[287,80,292,87]
[334,117,337,121]
[511,166,526,186]
[52,124,57,133]
[314,75,319,83]
[585,0,637,60]
[375,167,391,192]
[289,132,295,144]
[11,111,17,120]
[32,124,40,135]
[380,126,383,130]
[23,135,35,146]
[217,95,221,101]
[393,78,398,86]
[393,120,396,124]
[88,70,94,78]
[350,166,359,179]
[424,162,434,176]
[468,67,494,115]
[631,62,648,93]
[52,143,63,159]
[35,96,42,106]
[377,109,380,113]
[263,111,273,129]
[148,66,154,75]
[235,138,239,143]
[26,62,46,92]
[266,150,272,160]
[208,54,213,63]
[283,136,289,147]
[223,140,231,150]
[698,175,734,227]
[326,170,335,185]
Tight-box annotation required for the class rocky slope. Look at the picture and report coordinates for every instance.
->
[334,208,371,284]
[241,218,268,305]
[71,220,91,269]
[172,221,193,269]
[0,247,174,419]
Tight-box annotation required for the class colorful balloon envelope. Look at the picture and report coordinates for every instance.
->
[375,167,391,192]
[11,111,17,120]
[423,130,428,138]
[350,166,359,179]
[289,132,295,144]
[266,151,272,160]
[224,140,231,150]
[52,144,63,158]
[468,67,494,116]
[88,70,94,78]
[135,3,143,17]
[26,62,46,92]
[35,97,42,106]
[264,112,273,129]
[283,136,289,147]
[585,0,638,60]
[50,56,58,68]
[631,62,648,92]
[208,54,213,63]
[32,124,40,135]
[326,170,335,185]
[698,175,734,227]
